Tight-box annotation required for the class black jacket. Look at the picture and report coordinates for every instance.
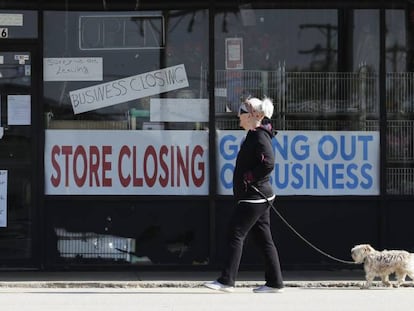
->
[233,125,276,201]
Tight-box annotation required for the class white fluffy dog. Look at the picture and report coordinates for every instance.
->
[351,244,414,288]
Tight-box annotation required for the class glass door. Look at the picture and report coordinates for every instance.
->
[0,48,39,266]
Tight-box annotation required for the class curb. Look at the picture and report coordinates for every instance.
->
[0,280,398,289]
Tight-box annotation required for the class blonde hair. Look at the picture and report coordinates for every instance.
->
[244,97,274,119]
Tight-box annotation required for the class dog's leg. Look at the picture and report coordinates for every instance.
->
[380,274,392,287]
[362,273,375,289]
[395,272,406,288]
[405,270,414,283]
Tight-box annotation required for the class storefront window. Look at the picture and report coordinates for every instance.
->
[44,10,208,131]
[385,10,414,195]
[215,9,380,196]
[214,9,345,130]
[43,10,209,196]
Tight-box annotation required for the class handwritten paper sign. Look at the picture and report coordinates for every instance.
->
[0,14,23,26]
[44,57,103,81]
[0,170,7,227]
[69,64,189,114]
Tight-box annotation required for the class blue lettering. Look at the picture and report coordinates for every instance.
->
[359,136,373,161]
[220,163,234,189]
[318,135,337,160]
[274,164,289,188]
[291,135,309,160]
[332,163,345,189]
[291,163,303,189]
[273,135,289,160]
[314,164,329,188]
[305,163,311,189]
[346,163,358,189]
[220,135,238,160]
[360,163,373,189]
[340,135,356,160]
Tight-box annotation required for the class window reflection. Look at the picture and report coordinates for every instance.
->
[353,10,379,73]
[43,10,208,131]
[214,9,381,133]
[215,9,338,72]
[385,10,414,195]
[386,10,407,72]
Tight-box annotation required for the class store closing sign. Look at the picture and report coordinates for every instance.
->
[217,131,380,196]
[69,64,189,114]
[44,130,208,195]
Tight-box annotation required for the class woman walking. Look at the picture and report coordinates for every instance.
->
[204,96,284,293]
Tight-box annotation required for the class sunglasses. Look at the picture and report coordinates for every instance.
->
[238,107,249,116]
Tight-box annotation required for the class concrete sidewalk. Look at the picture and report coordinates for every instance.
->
[0,269,377,288]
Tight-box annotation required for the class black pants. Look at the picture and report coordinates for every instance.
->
[218,200,284,288]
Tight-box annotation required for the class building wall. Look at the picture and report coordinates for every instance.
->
[0,0,412,270]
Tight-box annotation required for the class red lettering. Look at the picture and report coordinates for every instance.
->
[144,146,157,187]
[192,145,204,187]
[158,145,169,187]
[102,146,112,186]
[177,146,189,186]
[49,142,207,191]
[51,145,61,187]
[132,146,143,186]
[89,146,100,186]
[171,145,175,187]
[61,146,73,187]
[118,145,131,187]
[73,146,87,186]
[49,144,114,189]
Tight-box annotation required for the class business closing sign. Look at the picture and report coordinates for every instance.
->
[45,130,208,195]
[69,64,189,114]
[218,131,380,196]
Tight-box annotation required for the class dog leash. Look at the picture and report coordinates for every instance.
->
[248,183,357,265]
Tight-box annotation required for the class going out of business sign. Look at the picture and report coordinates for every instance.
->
[217,131,380,196]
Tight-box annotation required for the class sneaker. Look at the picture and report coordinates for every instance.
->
[253,285,284,293]
[204,280,235,293]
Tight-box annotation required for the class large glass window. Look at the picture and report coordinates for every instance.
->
[386,10,414,195]
[213,9,380,131]
[214,9,381,197]
[215,9,338,74]
[43,11,208,131]
[213,9,379,132]
[43,10,210,266]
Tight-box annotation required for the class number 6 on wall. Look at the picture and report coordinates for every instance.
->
[0,28,8,38]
